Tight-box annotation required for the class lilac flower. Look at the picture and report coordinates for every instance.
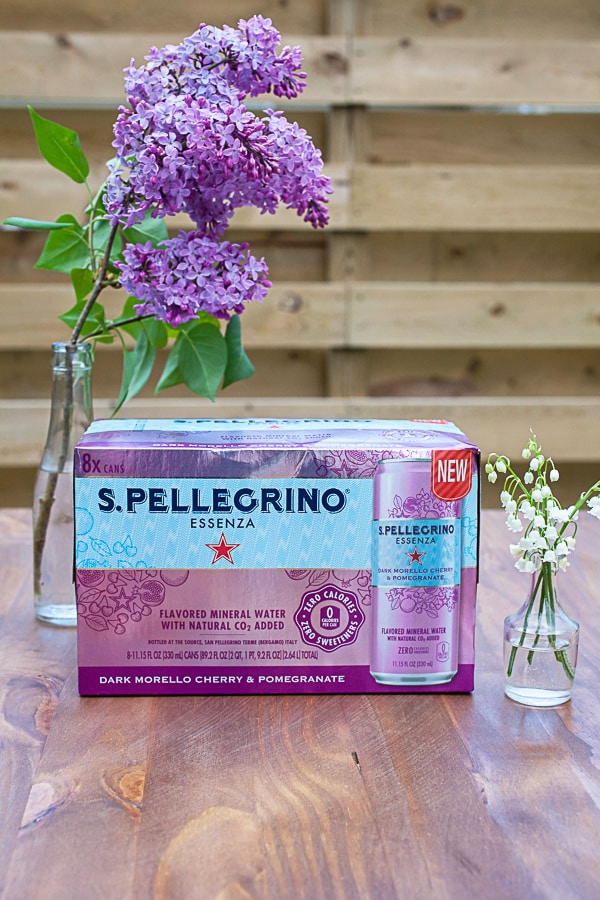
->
[116,231,271,327]
[105,15,331,243]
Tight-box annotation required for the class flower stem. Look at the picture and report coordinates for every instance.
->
[507,568,542,677]
[507,562,576,683]
[70,222,119,345]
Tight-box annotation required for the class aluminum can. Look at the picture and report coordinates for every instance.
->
[371,458,462,685]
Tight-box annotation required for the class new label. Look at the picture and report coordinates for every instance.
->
[431,450,473,501]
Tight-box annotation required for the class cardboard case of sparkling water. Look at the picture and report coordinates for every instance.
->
[74,419,479,695]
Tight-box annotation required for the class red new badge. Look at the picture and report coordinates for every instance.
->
[431,450,473,501]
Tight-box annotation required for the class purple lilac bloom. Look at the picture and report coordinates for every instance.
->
[105,15,331,237]
[116,232,272,327]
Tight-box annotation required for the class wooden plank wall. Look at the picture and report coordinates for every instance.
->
[1,0,599,507]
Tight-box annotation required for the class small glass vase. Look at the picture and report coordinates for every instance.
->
[504,561,579,707]
[33,341,93,626]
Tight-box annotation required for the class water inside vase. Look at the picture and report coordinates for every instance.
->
[504,636,578,707]
[33,466,77,626]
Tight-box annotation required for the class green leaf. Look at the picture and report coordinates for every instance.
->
[28,107,89,183]
[70,268,95,303]
[222,315,254,389]
[113,330,156,414]
[178,322,227,401]
[155,341,184,392]
[123,211,169,248]
[116,296,143,339]
[141,317,169,350]
[116,314,168,349]
[2,216,74,231]
[92,217,122,260]
[35,215,90,273]
[59,299,106,337]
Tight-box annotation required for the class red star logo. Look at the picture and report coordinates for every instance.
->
[407,548,425,565]
[206,532,240,565]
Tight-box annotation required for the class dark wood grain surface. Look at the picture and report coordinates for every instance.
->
[1,508,599,899]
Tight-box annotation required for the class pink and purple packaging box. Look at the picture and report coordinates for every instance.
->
[74,419,480,695]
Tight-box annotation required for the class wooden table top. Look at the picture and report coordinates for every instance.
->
[1,507,600,899]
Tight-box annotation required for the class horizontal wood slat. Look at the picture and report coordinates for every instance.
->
[2,396,599,468]
[0,1,327,34]
[351,165,600,232]
[2,283,600,350]
[365,0,600,41]
[1,33,599,109]
[3,161,599,232]
[351,38,600,107]
[349,283,600,348]
[4,0,600,41]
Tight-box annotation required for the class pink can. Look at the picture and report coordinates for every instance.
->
[370,458,462,685]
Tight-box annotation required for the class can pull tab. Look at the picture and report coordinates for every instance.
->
[431,450,473,501]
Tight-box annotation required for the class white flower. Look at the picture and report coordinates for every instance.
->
[519,500,535,521]
[529,531,548,550]
[487,439,599,579]
[587,496,600,519]
[505,515,523,533]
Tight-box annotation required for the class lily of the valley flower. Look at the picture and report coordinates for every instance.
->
[487,432,599,575]
[588,496,600,519]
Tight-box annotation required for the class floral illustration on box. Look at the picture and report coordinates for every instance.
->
[381,429,437,444]
[462,515,478,562]
[389,489,454,519]
[286,568,372,606]
[77,569,189,634]
[386,585,458,619]
[76,507,150,569]
[312,450,397,479]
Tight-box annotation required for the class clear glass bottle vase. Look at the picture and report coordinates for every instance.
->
[33,341,93,626]
[504,561,579,707]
